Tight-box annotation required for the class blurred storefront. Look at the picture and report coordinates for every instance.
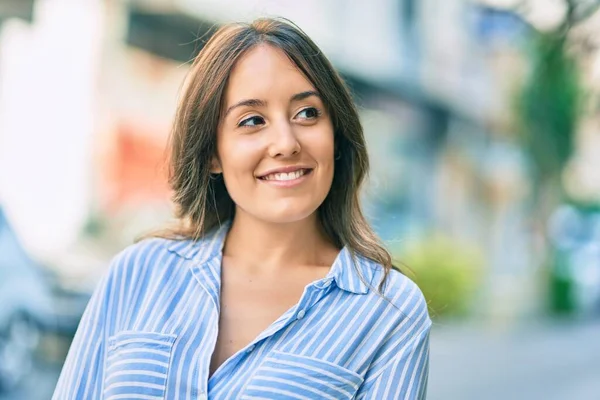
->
[0,0,104,261]
[1,0,597,322]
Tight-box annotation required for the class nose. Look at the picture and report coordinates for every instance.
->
[267,119,301,158]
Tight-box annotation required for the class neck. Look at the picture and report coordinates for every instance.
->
[223,210,337,271]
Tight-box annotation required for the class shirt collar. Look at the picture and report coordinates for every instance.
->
[167,221,230,263]
[167,221,377,295]
[326,247,376,295]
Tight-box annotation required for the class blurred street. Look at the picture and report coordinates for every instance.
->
[3,319,599,400]
[0,363,59,400]
[429,319,600,400]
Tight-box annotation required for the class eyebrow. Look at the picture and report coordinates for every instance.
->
[224,90,320,118]
[291,90,320,102]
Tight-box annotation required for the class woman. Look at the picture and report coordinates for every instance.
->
[53,18,431,400]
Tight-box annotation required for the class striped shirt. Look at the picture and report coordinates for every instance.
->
[53,222,431,399]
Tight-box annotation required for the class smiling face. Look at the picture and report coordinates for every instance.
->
[214,44,335,224]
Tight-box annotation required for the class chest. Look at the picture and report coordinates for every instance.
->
[209,262,328,375]
[219,275,304,347]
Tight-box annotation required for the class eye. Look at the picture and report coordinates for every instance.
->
[238,115,265,127]
[295,107,321,120]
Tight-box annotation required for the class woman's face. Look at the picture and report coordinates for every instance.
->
[215,44,335,224]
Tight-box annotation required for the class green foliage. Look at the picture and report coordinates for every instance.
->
[548,250,577,314]
[517,31,582,186]
[394,235,485,319]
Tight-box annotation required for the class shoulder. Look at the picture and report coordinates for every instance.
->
[357,258,431,370]
[361,256,431,328]
[108,237,177,273]
[103,232,223,285]
[101,237,194,290]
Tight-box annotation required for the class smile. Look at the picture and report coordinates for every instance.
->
[260,169,310,181]
[257,168,313,187]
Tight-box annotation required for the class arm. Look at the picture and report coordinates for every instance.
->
[52,255,121,400]
[355,324,431,400]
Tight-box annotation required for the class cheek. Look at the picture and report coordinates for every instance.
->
[311,130,335,167]
[217,136,261,182]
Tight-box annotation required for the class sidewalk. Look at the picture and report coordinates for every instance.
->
[428,318,600,400]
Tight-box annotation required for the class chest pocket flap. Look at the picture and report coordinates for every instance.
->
[242,350,364,400]
[104,331,177,400]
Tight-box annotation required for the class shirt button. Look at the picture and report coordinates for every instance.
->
[246,344,255,353]
[297,309,306,320]
[198,394,207,400]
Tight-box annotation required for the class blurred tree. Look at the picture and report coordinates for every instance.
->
[520,33,578,195]
[515,0,600,314]
[517,0,600,203]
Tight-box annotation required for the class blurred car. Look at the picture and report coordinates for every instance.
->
[0,207,55,392]
[548,204,600,316]
[0,206,91,394]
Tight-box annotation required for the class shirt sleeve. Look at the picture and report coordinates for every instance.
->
[52,255,120,400]
[355,324,431,400]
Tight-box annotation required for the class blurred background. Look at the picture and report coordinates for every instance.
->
[0,0,599,399]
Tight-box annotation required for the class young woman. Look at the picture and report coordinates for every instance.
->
[53,18,431,400]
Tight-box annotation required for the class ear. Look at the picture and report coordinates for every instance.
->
[210,156,223,174]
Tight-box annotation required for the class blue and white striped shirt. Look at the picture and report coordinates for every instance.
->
[53,222,431,399]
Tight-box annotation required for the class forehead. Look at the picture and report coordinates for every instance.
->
[224,44,315,104]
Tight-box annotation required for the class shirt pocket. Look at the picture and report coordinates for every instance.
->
[103,331,177,400]
[242,350,364,400]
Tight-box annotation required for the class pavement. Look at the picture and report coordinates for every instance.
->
[428,318,600,400]
[2,319,599,400]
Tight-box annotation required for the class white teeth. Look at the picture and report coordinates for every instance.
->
[263,169,306,181]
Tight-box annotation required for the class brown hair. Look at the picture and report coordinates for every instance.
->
[150,18,395,289]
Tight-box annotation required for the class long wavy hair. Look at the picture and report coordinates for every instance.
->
[148,18,395,288]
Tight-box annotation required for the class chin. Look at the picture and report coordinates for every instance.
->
[255,204,320,225]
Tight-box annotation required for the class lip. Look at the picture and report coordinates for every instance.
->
[256,165,314,179]
[256,165,314,188]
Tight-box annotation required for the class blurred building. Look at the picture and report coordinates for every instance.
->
[3,0,594,321]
